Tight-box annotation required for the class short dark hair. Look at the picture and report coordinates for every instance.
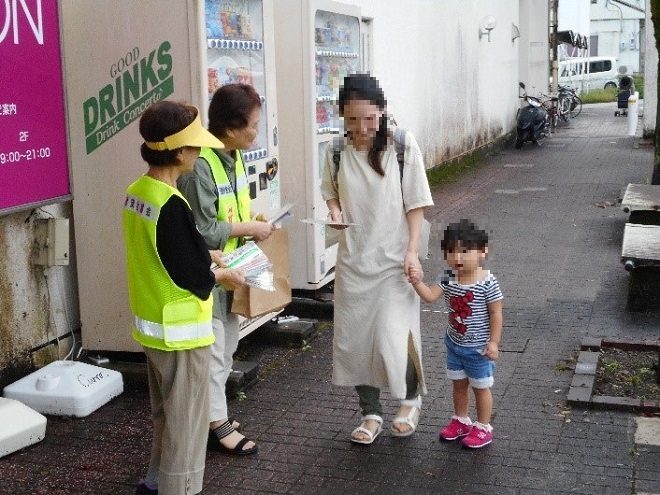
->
[208,84,262,138]
[139,100,197,166]
[441,219,489,251]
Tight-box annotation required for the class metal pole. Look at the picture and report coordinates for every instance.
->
[550,0,559,94]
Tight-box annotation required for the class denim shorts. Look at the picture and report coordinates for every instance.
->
[445,336,495,389]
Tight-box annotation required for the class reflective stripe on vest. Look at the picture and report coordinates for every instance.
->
[134,315,213,342]
[199,147,251,253]
[123,175,214,351]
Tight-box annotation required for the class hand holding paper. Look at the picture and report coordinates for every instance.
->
[267,203,294,226]
[212,266,245,290]
[220,241,275,291]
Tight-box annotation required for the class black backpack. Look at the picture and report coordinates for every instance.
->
[332,127,407,185]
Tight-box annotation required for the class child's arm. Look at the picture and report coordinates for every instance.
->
[484,300,503,360]
[412,279,443,304]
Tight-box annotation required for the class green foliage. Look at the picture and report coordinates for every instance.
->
[426,150,484,187]
[632,74,644,99]
[580,75,643,104]
[580,88,617,104]
[601,359,621,373]
[554,360,574,372]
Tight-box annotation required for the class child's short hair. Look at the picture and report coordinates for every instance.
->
[441,219,488,251]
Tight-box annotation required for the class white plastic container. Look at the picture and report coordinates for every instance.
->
[0,397,46,458]
[3,361,123,418]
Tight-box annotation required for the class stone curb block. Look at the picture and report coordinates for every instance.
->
[569,342,660,413]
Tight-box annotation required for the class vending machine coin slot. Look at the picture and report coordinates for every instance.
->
[259,173,268,190]
[248,164,257,175]
[249,181,257,199]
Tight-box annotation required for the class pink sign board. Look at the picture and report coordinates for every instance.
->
[0,1,70,214]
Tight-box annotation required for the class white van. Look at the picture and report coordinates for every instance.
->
[559,56,619,93]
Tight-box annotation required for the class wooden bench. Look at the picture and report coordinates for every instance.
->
[621,223,660,271]
[621,184,660,224]
[620,185,660,310]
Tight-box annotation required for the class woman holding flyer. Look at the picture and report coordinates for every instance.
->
[124,100,245,495]
[321,74,433,444]
[178,83,274,455]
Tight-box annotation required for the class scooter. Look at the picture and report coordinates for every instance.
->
[515,82,549,149]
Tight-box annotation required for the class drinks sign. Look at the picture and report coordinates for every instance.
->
[0,0,71,214]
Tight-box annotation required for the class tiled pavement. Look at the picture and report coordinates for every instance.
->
[1,103,659,494]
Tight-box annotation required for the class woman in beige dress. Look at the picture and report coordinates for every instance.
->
[321,74,434,444]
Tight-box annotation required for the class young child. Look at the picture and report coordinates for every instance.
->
[410,219,503,448]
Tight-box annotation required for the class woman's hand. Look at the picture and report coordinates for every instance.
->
[403,250,421,279]
[249,218,275,241]
[209,250,226,268]
[327,207,348,230]
[213,267,246,290]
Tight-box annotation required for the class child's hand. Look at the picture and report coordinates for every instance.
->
[408,267,424,285]
[483,341,499,360]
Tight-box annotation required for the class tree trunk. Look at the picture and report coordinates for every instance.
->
[651,0,660,183]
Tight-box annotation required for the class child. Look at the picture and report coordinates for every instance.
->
[410,219,503,448]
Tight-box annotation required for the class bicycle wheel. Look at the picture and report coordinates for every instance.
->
[569,96,582,118]
[558,97,571,122]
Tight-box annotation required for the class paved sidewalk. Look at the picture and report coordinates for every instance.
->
[1,103,659,495]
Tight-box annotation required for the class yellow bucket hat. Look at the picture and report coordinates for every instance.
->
[144,112,224,151]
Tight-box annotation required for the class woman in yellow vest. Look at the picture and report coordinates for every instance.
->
[178,84,274,455]
[124,100,245,495]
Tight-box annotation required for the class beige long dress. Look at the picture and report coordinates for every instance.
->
[320,131,434,399]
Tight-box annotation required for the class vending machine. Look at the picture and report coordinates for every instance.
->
[62,0,281,353]
[274,0,361,290]
[197,0,282,335]
[196,0,280,218]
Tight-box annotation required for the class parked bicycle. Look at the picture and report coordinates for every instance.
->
[559,84,582,119]
[539,90,572,129]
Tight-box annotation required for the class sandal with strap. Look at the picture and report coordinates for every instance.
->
[391,400,421,437]
[228,416,240,430]
[350,414,383,445]
[208,420,258,455]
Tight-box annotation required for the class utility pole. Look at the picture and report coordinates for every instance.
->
[550,0,559,94]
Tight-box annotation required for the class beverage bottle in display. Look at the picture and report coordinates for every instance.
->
[206,3,224,38]
[240,14,253,39]
[208,68,220,96]
[316,103,328,129]
[221,11,232,37]
[229,12,241,38]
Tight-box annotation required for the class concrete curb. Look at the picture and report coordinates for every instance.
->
[567,338,660,413]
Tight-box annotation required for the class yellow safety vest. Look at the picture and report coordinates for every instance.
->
[122,175,214,351]
[199,147,251,253]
